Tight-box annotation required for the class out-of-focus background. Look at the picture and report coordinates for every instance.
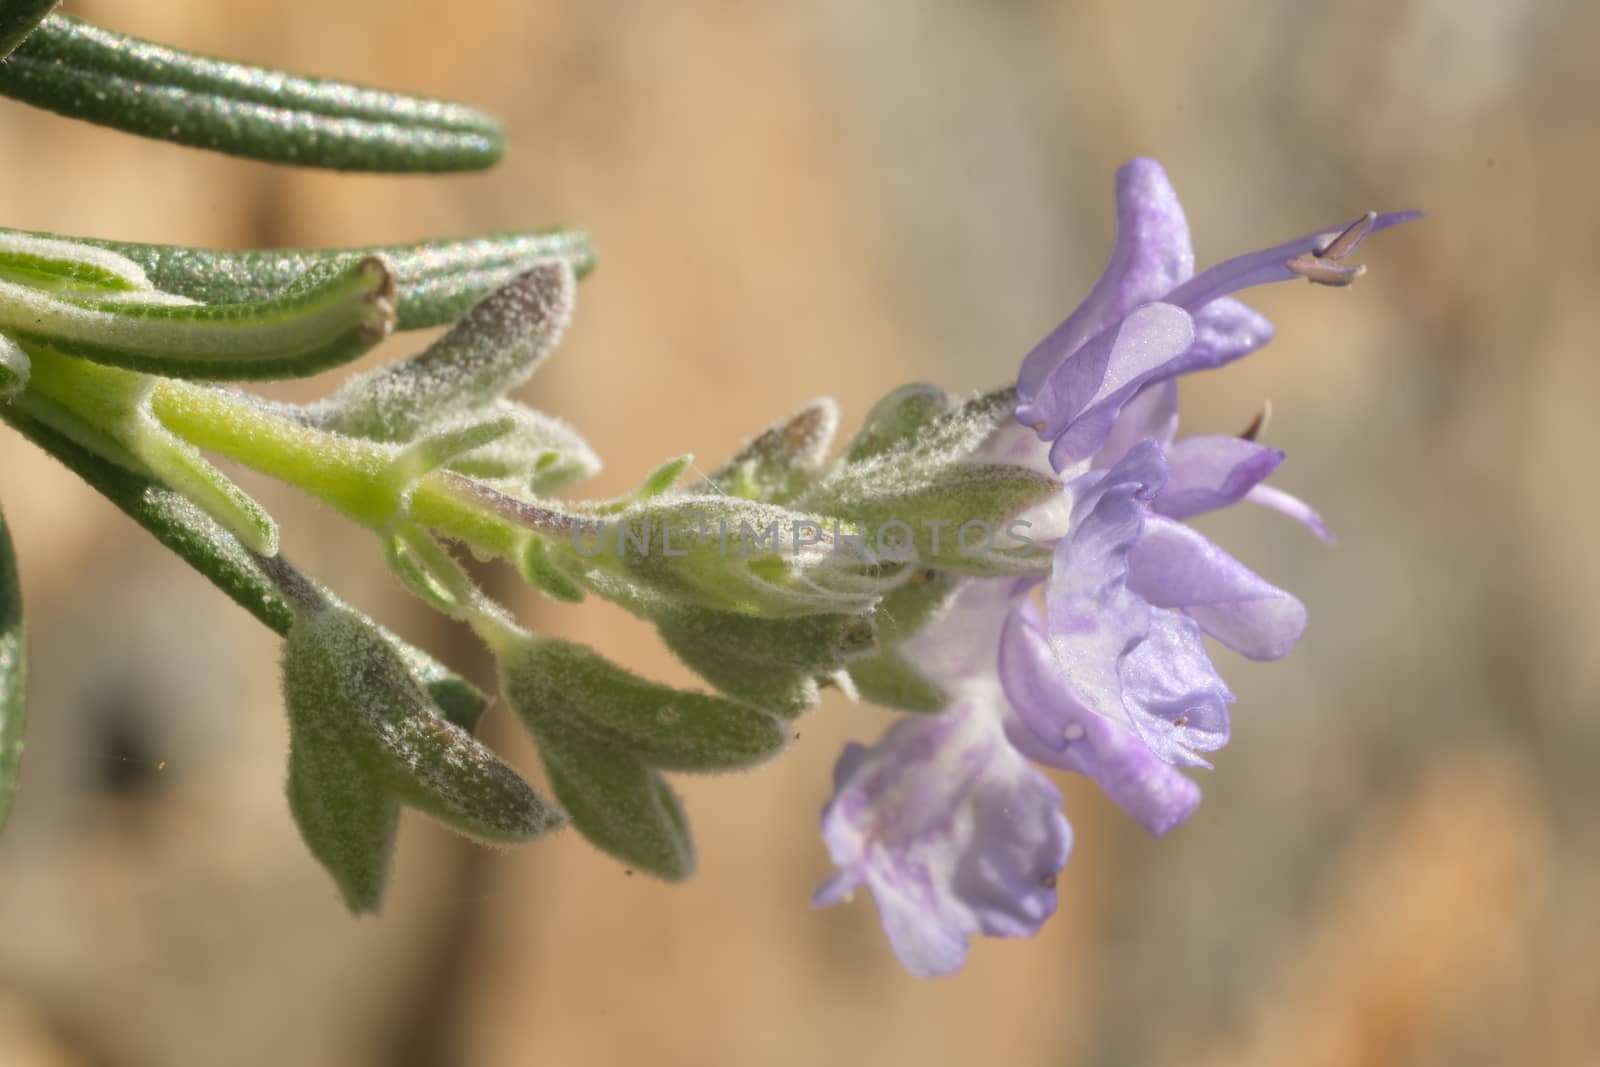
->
[1,1,1595,1064]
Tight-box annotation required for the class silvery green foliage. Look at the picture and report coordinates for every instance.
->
[699,398,838,503]
[314,263,575,441]
[282,600,563,910]
[0,13,1072,909]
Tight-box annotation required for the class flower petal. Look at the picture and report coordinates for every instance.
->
[814,707,1072,977]
[1093,378,1178,468]
[1043,442,1167,730]
[1175,295,1274,374]
[999,602,1202,835]
[1118,609,1233,767]
[1153,435,1284,521]
[1128,515,1308,660]
[1039,302,1196,469]
[1017,158,1194,405]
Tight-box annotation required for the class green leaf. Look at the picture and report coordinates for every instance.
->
[0,504,25,831]
[3,227,595,330]
[652,603,873,716]
[531,721,694,882]
[580,494,887,617]
[658,603,875,670]
[0,333,29,399]
[0,0,54,60]
[501,637,789,772]
[843,383,950,462]
[0,229,157,297]
[794,388,1054,575]
[388,416,519,487]
[871,570,960,645]
[654,624,820,717]
[2,256,396,380]
[283,604,564,910]
[447,403,601,495]
[287,728,397,913]
[0,14,505,172]
[518,536,586,603]
[316,263,577,441]
[847,651,946,714]
[701,398,839,502]
[0,406,489,730]
[803,463,1057,574]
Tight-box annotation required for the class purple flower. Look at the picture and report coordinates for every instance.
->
[1016,158,1420,471]
[813,581,1072,978]
[815,157,1415,977]
[813,701,1072,978]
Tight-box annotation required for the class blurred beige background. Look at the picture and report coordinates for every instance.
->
[1,1,1596,1065]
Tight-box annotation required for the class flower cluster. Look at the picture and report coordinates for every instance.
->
[813,159,1418,976]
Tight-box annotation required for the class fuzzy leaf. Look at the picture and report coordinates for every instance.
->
[0,229,159,297]
[702,398,839,502]
[316,264,577,441]
[0,14,504,172]
[534,724,694,882]
[848,651,946,714]
[581,494,887,617]
[29,229,597,331]
[843,384,950,462]
[286,729,396,913]
[518,536,586,603]
[805,463,1057,573]
[656,604,875,670]
[652,603,873,716]
[655,623,821,717]
[283,604,563,909]
[501,637,789,772]
[0,505,24,831]
[871,571,960,645]
[2,256,396,380]
[449,403,601,495]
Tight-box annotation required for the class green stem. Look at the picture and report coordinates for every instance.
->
[146,378,535,563]
[0,407,489,730]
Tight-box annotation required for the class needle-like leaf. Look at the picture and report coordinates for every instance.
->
[0,228,595,331]
[0,504,23,832]
[1,256,397,379]
[0,14,505,172]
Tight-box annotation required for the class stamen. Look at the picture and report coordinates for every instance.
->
[1238,399,1273,442]
[1173,715,1189,727]
[1062,723,1086,743]
[1316,211,1378,259]
[1286,252,1367,287]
